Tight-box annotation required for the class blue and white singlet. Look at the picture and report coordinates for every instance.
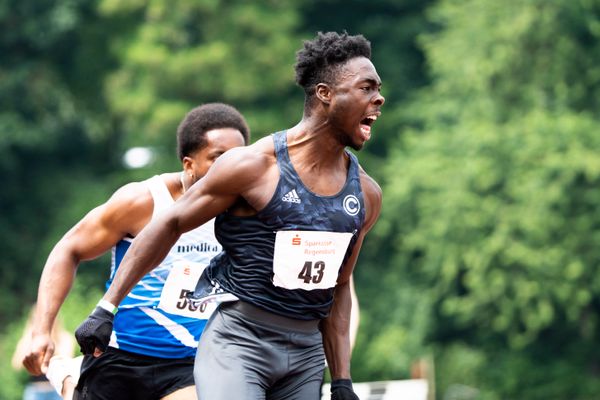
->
[107,175,222,358]
[193,130,366,320]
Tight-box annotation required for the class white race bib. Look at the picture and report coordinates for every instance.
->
[158,261,217,319]
[272,230,353,290]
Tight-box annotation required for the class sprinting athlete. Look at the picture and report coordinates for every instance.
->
[23,103,250,400]
[76,31,384,400]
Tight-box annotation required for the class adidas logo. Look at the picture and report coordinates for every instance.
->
[282,189,301,204]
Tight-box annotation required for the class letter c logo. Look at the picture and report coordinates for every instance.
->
[343,195,360,216]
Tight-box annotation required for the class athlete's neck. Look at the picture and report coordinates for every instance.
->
[287,122,347,162]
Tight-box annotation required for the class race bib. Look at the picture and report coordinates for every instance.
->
[158,261,217,319]
[272,230,353,290]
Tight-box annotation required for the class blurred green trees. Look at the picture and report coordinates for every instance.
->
[0,0,120,326]
[2,0,600,398]
[97,0,304,165]
[373,0,600,398]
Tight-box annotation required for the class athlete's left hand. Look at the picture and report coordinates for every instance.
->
[74,307,114,356]
[22,332,54,375]
[331,379,360,400]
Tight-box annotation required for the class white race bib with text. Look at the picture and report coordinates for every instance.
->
[272,230,353,290]
[158,261,216,319]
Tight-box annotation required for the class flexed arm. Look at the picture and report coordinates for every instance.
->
[23,183,150,375]
[75,145,273,355]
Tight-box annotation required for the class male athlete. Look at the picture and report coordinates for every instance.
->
[76,31,384,400]
[23,103,250,400]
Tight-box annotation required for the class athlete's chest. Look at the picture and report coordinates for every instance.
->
[263,181,364,233]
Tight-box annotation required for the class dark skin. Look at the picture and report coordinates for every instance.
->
[100,56,384,380]
[22,128,245,377]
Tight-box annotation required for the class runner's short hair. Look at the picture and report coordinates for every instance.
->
[177,103,250,160]
[294,31,371,97]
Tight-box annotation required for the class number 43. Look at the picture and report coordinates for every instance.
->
[297,261,325,284]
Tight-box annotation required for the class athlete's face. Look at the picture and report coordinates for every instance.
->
[327,57,384,150]
[184,128,246,183]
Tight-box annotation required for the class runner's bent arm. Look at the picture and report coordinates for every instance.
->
[23,184,151,375]
[103,146,268,307]
[321,173,382,381]
[349,276,360,349]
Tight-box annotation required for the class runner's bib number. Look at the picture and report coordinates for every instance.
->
[272,230,353,290]
[158,261,216,319]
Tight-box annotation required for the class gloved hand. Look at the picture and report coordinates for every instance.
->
[74,306,114,355]
[331,379,359,400]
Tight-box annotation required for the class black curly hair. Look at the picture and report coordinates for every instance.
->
[176,103,250,160]
[295,31,371,99]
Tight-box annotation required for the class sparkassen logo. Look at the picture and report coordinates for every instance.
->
[343,195,360,216]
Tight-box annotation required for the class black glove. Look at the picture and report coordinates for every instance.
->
[74,306,114,355]
[331,379,359,400]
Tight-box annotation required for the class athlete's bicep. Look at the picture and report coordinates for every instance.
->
[337,234,366,285]
[59,210,126,262]
[57,184,151,262]
[337,175,382,284]
[360,172,383,233]
[169,147,270,233]
[166,185,237,234]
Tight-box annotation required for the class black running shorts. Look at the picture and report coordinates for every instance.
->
[74,347,195,400]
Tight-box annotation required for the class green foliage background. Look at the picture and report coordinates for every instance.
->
[2,0,600,398]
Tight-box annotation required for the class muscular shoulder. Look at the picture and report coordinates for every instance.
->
[358,167,382,231]
[59,180,154,257]
[200,135,277,211]
[100,180,153,235]
[205,136,276,187]
[221,135,274,167]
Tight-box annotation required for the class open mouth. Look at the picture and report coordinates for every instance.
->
[359,114,378,140]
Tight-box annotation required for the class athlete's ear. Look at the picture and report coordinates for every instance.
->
[315,83,332,105]
[182,156,194,176]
